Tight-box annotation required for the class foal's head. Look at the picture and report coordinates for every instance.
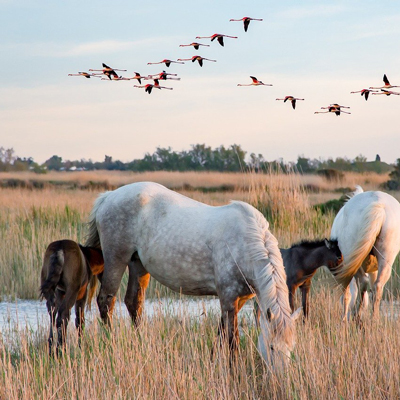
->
[323,238,342,269]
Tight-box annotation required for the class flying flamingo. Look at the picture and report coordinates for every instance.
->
[101,75,131,81]
[89,63,127,80]
[153,79,173,90]
[134,83,154,94]
[237,76,272,86]
[177,56,216,67]
[131,72,149,85]
[350,89,377,101]
[195,34,238,47]
[371,89,400,96]
[229,17,263,32]
[147,59,184,68]
[276,96,304,109]
[314,104,351,116]
[148,71,180,81]
[68,72,101,79]
[179,42,210,50]
[370,74,399,90]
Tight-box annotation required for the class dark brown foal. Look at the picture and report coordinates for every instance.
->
[40,239,104,356]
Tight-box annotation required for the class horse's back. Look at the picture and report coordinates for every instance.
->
[331,190,400,282]
[93,182,267,295]
[41,240,86,290]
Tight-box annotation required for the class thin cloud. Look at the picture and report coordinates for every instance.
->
[0,37,177,58]
[278,5,346,19]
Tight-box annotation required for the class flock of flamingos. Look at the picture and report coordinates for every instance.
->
[68,16,400,115]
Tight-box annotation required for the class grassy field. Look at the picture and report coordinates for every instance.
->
[1,170,400,398]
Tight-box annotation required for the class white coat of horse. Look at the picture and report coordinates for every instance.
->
[86,182,301,365]
[331,186,400,318]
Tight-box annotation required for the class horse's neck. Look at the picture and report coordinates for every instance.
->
[291,247,324,274]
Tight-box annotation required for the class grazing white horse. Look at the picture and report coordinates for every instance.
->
[86,182,301,365]
[331,186,400,319]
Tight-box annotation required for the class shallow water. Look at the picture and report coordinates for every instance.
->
[0,298,255,335]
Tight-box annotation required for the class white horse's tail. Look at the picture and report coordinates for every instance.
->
[85,191,111,248]
[334,201,385,288]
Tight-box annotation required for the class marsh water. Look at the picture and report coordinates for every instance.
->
[0,298,255,335]
[1,298,399,338]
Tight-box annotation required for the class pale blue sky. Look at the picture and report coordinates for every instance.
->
[1,1,399,163]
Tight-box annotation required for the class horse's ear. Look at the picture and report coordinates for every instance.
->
[266,308,275,321]
[324,238,331,249]
[291,307,302,321]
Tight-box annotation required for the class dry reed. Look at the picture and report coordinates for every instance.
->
[1,170,400,398]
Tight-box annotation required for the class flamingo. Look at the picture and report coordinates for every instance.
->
[350,89,377,101]
[134,83,154,94]
[179,42,210,50]
[89,63,127,80]
[229,17,263,32]
[371,89,400,96]
[131,72,149,85]
[101,75,131,81]
[153,79,173,90]
[276,96,304,109]
[370,74,399,90]
[314,104,351,116]
[148,71,180,81]
[68,72,101,79]
[147,59,184,68]
[177,56,216,67]
[237,76,272,86]
[195,34,238,47]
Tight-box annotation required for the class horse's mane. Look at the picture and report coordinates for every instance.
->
[230,201,294,346]
[290,239,326,250]
[85,190,111,248]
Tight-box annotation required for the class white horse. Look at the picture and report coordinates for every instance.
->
[331,186,400,319]
[86,182,301,365]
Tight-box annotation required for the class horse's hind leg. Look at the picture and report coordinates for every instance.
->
[47,289,64,356]
[371,250,396,318]
[56,289,78,355]
[355,269,369,319]
[124,256,150,326]
[75,290,88,346]
[341,284,352,322]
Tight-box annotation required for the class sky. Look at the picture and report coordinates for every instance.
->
[1,0,400,164]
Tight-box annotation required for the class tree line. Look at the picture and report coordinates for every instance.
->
[0,144,395,176]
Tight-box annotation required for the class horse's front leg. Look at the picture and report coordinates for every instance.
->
[97,255,128,326]
[218,295,239,357]
[287,282,296,313]
[124,256,150,326]
[300,280,311,320]
[75,289,88,347]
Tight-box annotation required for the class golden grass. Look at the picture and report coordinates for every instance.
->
[1,170,400,398]
[1,293,400,399]
[0,169,391,191]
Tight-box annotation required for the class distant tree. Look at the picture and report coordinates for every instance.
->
[44,155,63,171]
[296,156,313,173]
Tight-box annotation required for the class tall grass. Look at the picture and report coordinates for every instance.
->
[1,171,399,299]
[1,170,400,397]
[1,293,400,398]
